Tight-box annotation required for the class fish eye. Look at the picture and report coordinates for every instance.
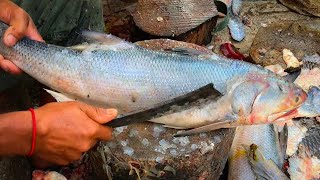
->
[295,97,300,103]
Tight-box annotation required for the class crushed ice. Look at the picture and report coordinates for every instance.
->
[113,126,128,136]
[123,146,134,156]
[153,125,166,138]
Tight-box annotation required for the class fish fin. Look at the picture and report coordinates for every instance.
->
[247,144,289,180]
[68,43,90,51]
[80,31,135,51]
[283,69,301,82]
[162,125,186,129]
[44,89,75,102]
[273,123,288,168]
[173,120,238,137]
[164,48,210,57]
[105,83,223,128]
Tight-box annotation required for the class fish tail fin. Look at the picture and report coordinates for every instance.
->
[274,123,288,168]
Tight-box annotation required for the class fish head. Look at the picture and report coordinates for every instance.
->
[231,74,307,125]
[297,86,320,117]
[248,76,307,124]
[307,86,320,108]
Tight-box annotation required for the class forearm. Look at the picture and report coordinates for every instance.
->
[0,111,32,156]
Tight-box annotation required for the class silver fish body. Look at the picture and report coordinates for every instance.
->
[0,22,306,129]
[1,37,260,112]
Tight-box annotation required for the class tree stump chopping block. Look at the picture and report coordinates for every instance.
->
[131,0,218,46]
[103,0,219,46]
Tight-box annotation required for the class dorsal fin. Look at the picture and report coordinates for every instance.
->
[69,31,135,52]
[163,48,211,57]
[81,31,134,50]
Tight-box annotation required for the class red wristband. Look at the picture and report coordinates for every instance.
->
[27,108,37,156]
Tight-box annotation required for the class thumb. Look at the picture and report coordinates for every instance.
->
[78,102,118,124]
[3,12,29,47]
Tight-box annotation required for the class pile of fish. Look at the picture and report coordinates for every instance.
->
[228,53,320,180]
[0,19,319,179]
[285,55,320,180]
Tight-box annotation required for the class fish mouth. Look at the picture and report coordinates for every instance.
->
[268,108,299,122]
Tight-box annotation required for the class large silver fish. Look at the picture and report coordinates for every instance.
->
[0,22,307,134]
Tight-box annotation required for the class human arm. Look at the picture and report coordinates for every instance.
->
[0,101,117,167]
[0,0,43,74]
[0,110,33,155]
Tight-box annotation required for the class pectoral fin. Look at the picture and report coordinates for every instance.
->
[164,48,211,57]
[275,123,288,168]
[44,89,75,102]
[173,120,238,137]
[105,83,223,128]
[283,70,301,83]
[69,43,90,51]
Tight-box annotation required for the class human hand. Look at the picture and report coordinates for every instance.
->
[31,101,117,168]
[0,0,43,74]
